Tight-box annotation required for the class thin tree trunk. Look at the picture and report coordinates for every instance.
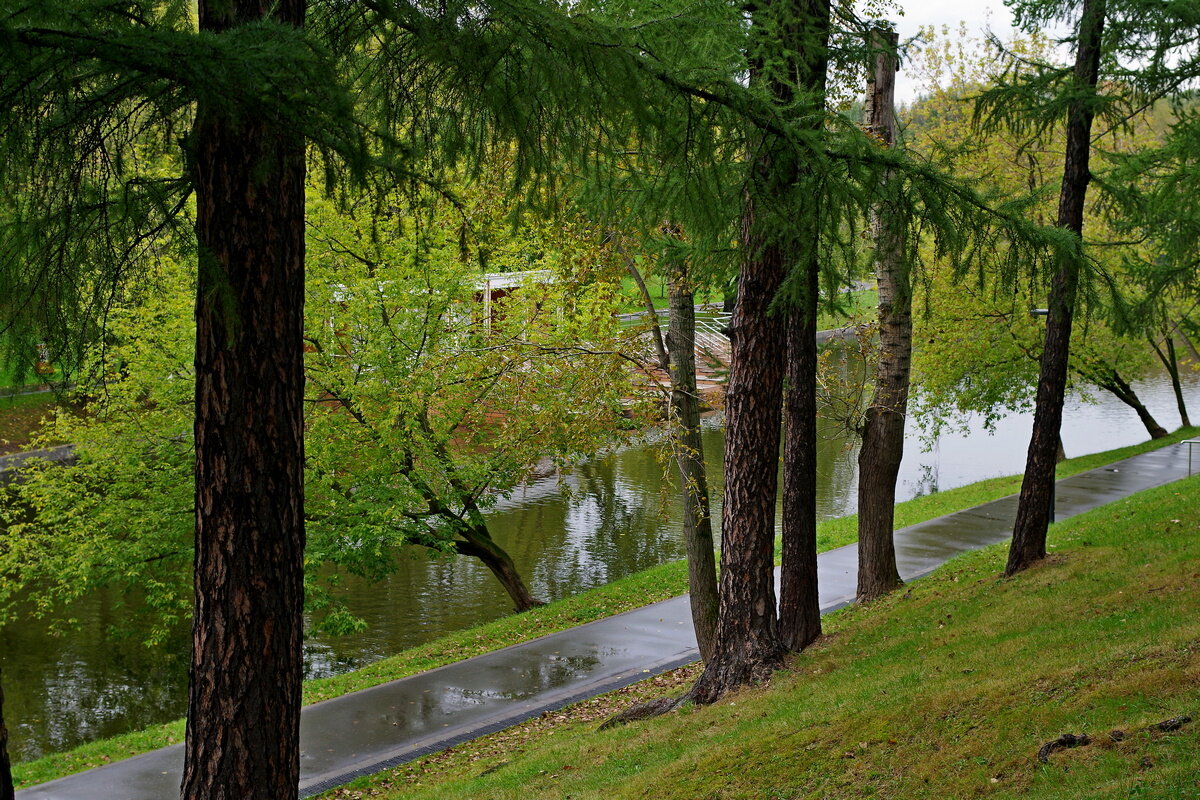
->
[1007,0,1106,577]
[666,265,718,661]
[856,23,907,603]
[1149,333,1190,427]
[777,0,832,654]
[1175,317,1200,362]
[0,669,13,800]
[624,256,670,370]
[183,3,307,799]
[780,255,822,649]
[455,528,545,612]
[1166,336,1190,427]
[1097,370,1169,439]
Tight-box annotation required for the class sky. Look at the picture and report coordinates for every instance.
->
[891,0,1019,102]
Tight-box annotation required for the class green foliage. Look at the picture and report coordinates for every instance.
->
[902,26,1181,436]
[0,187,636,637]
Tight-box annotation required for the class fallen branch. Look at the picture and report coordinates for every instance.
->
[1037,733,1090,763]
[1041,715,1192,762]
[1109,714,1192,741]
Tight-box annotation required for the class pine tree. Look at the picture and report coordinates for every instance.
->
[855,23,907,603]
[778,0,833,653]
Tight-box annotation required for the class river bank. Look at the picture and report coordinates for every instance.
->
[11,425,1198,789]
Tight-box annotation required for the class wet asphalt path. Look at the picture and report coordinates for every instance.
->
[17,443,1194,799]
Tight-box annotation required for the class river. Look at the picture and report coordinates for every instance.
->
[1,367,1197,761]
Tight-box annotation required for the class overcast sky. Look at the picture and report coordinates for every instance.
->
[892,0,1019,101]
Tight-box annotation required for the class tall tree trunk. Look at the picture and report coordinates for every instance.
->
[688,196,788,704]
[455,528,545,612]
[778,0,832,653]
[1149,333,1190,427]
[1097,370,1169,439]
[183,3,307,799]
[666,263,719,661]
[780,255,822,650]
[690,0,815,704]
[1006,0,1106,577]
[0,669,13,800]
[856,24,907,603]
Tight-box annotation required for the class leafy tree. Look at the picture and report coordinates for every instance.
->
[0,0,749,792]
[969,0,1200,574]
[902,25,1184,458]
[1,187,633,632]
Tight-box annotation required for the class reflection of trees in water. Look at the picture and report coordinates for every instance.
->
[0,588,189,760]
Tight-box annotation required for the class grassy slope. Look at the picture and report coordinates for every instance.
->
[326,475,1200,800]
[11,426,1198,787]
[0,393,60,455]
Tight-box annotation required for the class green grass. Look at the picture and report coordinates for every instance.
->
[322,474,1200,800]
[0,392,62,455]
[815,425,1200,552]
[10,426,1197,788]
[816,287,878,332]
[616,275,727,315]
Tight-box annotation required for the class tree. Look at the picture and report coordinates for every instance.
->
[179,2,310,794]
[2,186,633,624]
[854,22,907,603]
[686,0,803,703]
[662,236,719,661]
[303,190,634,612]
[778,0,833,653]
[1,1,748,791]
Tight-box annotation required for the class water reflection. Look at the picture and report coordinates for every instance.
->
[2,366,1197,760]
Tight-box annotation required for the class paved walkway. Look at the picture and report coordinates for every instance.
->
[17,443,1194,799]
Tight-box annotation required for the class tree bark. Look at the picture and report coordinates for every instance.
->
[690,0,816,703]
[780,257,822,649]
[1149,333,1190,427]
[666,265,719,661]
[455,526,545,612]
[0,669,13,800]
[856,25,907,603]
[1007,0,1106,577]
[1097,370,1169,439]
[183,3,307,799]
[777,0,831,652]
[688,197,788,703]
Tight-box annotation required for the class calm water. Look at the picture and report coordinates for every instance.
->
[2,368,1197,761]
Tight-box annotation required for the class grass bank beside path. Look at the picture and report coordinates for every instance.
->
[0,392,64,455]
[322,472,1200,800]
[11,426,1198,788]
